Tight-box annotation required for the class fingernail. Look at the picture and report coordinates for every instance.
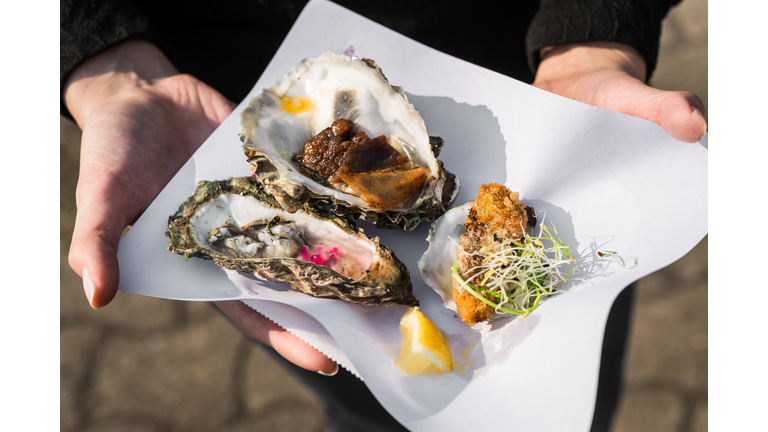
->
[691,107,707,139]
[317,362,339,376]
[82,267,98,309]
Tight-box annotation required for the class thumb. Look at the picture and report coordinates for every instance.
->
[69,237,120,309]
[214,300,338,375]
[69,224,122,309]
[657,91,708,143]
[600,76,707,143]
[68,177,129,309]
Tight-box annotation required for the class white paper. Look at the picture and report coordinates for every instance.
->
[116,1,708,430]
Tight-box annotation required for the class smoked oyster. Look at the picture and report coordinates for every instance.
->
[166,177,418,306]
[240,51,459,230]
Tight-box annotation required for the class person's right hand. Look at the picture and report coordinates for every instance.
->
[65,39,233,308]
[65,39,338,375]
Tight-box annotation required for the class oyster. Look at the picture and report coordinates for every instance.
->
[166,177,418,306]
[240,51,459,230]
[420,184,577,327]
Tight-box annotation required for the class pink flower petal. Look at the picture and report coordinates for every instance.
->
[299,246,311,261]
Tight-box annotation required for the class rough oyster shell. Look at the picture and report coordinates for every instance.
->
[166,177,418,306]
[240,51,459,230]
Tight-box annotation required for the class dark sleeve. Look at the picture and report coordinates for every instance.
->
[60,0,167,118]
[525,0,681,80]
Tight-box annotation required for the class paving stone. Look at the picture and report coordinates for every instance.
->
[100,294,183,331]
[61,277,181,333]
[86,317,244,430]
[61,326,102,432]
[666,0,708,43]
[690,399,708,432]
[184,299,222,324]
[82,420,163,432]
[633,237,707,307]
[612,388,685,432]
[673,238,708,289]
[241,343,330,432]
[624,272,708,393]
[229,404,330,432]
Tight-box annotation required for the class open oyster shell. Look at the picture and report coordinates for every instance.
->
[240,51,459,230]
[417,202,472,311]
[166,177,418,306]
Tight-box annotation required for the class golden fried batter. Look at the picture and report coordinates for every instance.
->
[454,183,529,326]
[451,279,494,326]
[467,183,528,242]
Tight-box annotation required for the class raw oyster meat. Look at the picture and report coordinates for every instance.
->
[166,177,418,306]
[240,51,459,230]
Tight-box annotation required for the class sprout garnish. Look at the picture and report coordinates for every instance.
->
[451,222,575,317]
[451,222,638,317]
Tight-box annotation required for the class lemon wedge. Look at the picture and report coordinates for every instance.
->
[395,307,453,375]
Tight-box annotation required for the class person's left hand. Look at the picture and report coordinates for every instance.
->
[533,42,706,143]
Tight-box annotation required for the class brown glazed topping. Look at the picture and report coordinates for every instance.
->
[293,119,427,209]
[293,118,353,179]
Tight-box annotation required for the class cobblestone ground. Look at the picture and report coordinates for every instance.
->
[60,1,707,430]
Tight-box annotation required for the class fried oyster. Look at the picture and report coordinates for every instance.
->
[452,184,532,325]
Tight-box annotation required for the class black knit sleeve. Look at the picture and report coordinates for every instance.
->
[60,0,168,118]
[525,0,681,80]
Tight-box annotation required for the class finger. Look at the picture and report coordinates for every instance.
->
[214,300,338,375]
[68,218,122,309]
[223,98,237,114]
[658,91,707,143]
[598,76,707,143]
[68,130,135,308]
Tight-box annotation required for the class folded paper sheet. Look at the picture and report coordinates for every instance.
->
[116,1,708,430]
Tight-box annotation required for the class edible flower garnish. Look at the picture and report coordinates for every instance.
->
[299,245,345,275]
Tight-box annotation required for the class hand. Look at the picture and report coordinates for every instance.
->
[533,42,707,143]
[65,39,337,375]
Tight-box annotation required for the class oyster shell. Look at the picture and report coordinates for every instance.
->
[417,202,472,310]
[166,177,418,306]
[240,51,459,230]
